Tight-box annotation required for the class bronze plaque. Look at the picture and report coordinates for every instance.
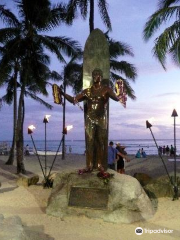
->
[68,187,109,210]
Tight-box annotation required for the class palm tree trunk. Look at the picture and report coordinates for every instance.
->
[89,0,94,32]
[6,66,18,165]
[16,84,26,174]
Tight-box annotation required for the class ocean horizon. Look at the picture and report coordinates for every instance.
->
[1,139,180,155]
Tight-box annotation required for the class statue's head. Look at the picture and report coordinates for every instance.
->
[92,68,103,83]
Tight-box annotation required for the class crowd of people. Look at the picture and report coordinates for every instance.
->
[158,145,175,156]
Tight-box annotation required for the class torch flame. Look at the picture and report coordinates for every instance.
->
[28,125,36,130]
[45,115,51,122]
[66,125,73,131]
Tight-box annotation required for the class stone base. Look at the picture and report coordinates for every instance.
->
[46,169,154,223]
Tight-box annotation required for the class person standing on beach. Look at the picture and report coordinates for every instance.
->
[166,145,170,156]
[170,145,174,156]
[116,143,129,174]
[60,69,121,171]
[25,144,29,156]
[69,145,72,153]
[158,146,162,155]
[108,141,128,170]
[162,146,166,155]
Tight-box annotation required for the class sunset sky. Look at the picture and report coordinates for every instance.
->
[0,0,180,141]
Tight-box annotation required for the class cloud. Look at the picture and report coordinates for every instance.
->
[154,92,180,98]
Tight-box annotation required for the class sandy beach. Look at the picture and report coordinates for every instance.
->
[0,153,180,240]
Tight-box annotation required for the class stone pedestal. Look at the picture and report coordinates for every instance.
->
[46,170,154,223]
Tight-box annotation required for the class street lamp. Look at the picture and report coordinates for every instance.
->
[43,115,51,178]
[171,109,179,200]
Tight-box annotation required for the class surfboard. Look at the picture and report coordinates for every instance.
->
[83,28,110,89]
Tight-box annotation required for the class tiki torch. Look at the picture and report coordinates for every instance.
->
[171,109,179,200]
[28,125,46,182]
[146,120,177,200]
[43,115,51,177]
[44,125,73,188]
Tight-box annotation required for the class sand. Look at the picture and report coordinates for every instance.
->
[0,153,180,240]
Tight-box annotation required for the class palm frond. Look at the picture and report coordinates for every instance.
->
[66,0,87,24]
[143,6,180,41]
[44,3,68,30]
[0,5,20,27]
[42,35,82,59]
[79,0,88,18]
[25,91,53,109]
[109,39,134,59]
[169,38,180,65]
[158,0,179,8]
[152,21,180,68]
[1,88,14,104]
[110,60,137,81]
[98,0,112,31]
[0,28,20,43]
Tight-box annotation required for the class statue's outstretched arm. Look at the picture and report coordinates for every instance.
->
[61,91,74,104]
[107,88,119,102]
[61,89,85,104]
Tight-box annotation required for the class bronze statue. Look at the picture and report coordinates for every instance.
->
[61,68,120,171]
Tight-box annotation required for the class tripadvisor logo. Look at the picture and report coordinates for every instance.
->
[135,227,143,235]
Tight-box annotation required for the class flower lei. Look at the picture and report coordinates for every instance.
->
[97,170,114,185]
[78,168,114,185]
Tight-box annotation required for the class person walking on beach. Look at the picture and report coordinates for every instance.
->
[60,69,121,171]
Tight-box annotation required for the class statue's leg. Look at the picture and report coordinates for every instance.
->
[96,125,107,171]
[85,121,95,169]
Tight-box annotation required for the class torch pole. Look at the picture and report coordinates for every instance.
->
[45,121,47,178]
[47,134,64,179]
[173,115,178,200]
[148,125,173,186]
[30,134,46,179]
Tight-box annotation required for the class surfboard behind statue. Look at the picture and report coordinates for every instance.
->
[83,28,110,89]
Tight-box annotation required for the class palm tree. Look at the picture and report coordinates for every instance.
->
[66,0,112,32]
[143,0,180,69]
[0,1,82,173]
[1,61,61,172]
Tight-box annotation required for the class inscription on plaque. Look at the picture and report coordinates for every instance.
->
[68,187,109,210]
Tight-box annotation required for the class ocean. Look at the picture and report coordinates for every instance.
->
[2,138,179,155]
